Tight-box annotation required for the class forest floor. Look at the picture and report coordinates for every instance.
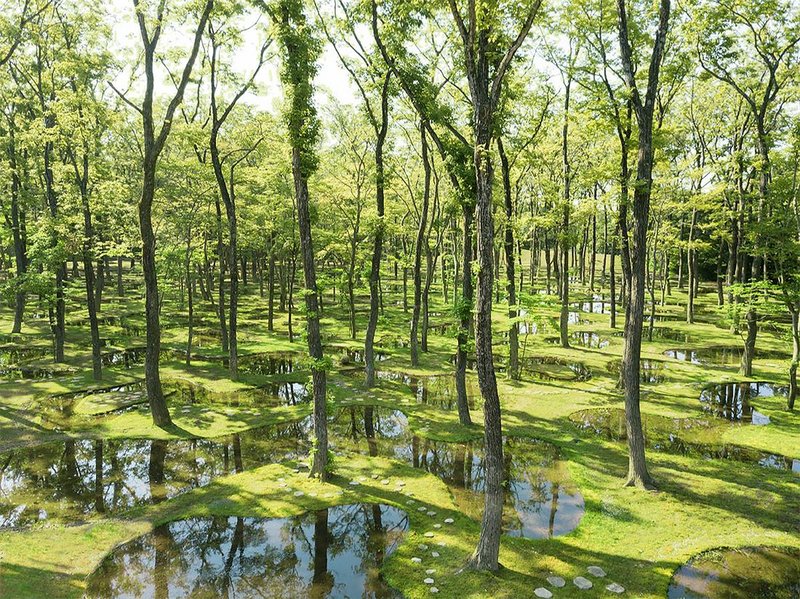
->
[0,271,797,598]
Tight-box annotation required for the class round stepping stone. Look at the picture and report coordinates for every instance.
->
[430,551,440,558]
[433,524,442,529]
[424,578,435,584]
[606,582,625,594]
[411,557,422,564]
[444,518,454,524]
[424,532,434,538]
[534,589,553,599]
[587,566,606,577]
[418,544,428,550]
[547,576,566,588]
[573,576,593,590]
[430,588,439,594]
[418,507,427,512]
[426,511,437,516]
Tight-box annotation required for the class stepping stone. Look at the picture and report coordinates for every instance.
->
[293,491,304,497]
[424,532,434,538]
[573,576,593,590]
[349,481,360,486]
[426,569,436,575]
[444,518,454,524]
[606,582,625,594]
[371,474,379,479]
[418,507,427,512]
[436,542,446,547]
[430,588,439,594]
[534,589,553,599]
[547,576,566,588]
[433,524,442,529]
[426,511,437,516]
[587,566,606,577]
[411,557,422,564]
[431,551,440,558]
[418,544,428,551]
[424,578,435,584]
[381,479,390,485]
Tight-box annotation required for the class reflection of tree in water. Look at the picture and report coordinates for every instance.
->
[86,505,408,598]
[0,420,310,528]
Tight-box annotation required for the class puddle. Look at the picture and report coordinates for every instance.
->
[0,345,52,364]
[330,407,584,539]
[166,379,310,408]
[337,349,389,366]
[570,408,799,473]
[570,301,613,314]
[452,355,591,381]
[101,348,146,368]
[647,328,693,343]
[606,358,666,383]
[547,332,609,349]
[86,503,407,599]
[375,372,477,411]
[664,346,788,366]
[667,546,800,598]
[0,419,310,528]
[699,382,784,424]
[239,352,298,375]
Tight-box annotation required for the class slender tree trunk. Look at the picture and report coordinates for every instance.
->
[410,125,431,367]
[498,137,519,380]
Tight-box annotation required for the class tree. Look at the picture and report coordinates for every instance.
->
[615,0,672,489]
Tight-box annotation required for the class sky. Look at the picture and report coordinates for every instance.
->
[108,0,358,115]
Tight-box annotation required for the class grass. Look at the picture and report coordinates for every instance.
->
[0,268,797,598]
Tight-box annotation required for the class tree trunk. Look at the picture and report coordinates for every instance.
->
[498,137,519,380]
[410,125,431,367]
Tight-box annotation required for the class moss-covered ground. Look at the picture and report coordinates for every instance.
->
[0,267,797,598]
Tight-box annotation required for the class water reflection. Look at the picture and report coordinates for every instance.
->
[0,419,310,528]
[375,372,478,411]
[667,546,800,598]
[570,408,799,473]
[606,359,666,384]
[547,332,609,349]
[86,503,408,599]
[699,382,784,424]
[330,407,584,539]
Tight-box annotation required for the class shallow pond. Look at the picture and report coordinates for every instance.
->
[606,359,666,384]
[0,419,310,528]
[547,332,609,349]
[86,503,407,599]
[330,407,584,539]
[667,546,800,598]
[375,372,478,411]
[699,382,784,424]
[570,300,614,314]
[665,346,788,367]
[570,408,799,474]
[455,355,591,382]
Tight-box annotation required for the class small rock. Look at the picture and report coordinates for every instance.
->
[433,524,442,529]
[430,588,439,594]
[424,578,435,584]
[573,576,593,590]
[293,491,304,497]
[606,582,625,594]
[381,479,390,485]
[431,551,440,558]
[436,541,446,547]
[371,474,379,479]
[418,544,428,551]
[411,557,422,564]
[425,569,436,575]
[587,566,606,578]
[426,511,437,516]
[424,532,434,538]
[444,518,454,524]
[349,481,359,486]
[546,576,565,588]
[534,589,553,599]
[418,507,427,512]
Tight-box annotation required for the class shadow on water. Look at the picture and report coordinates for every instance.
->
[85,503,408,599]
